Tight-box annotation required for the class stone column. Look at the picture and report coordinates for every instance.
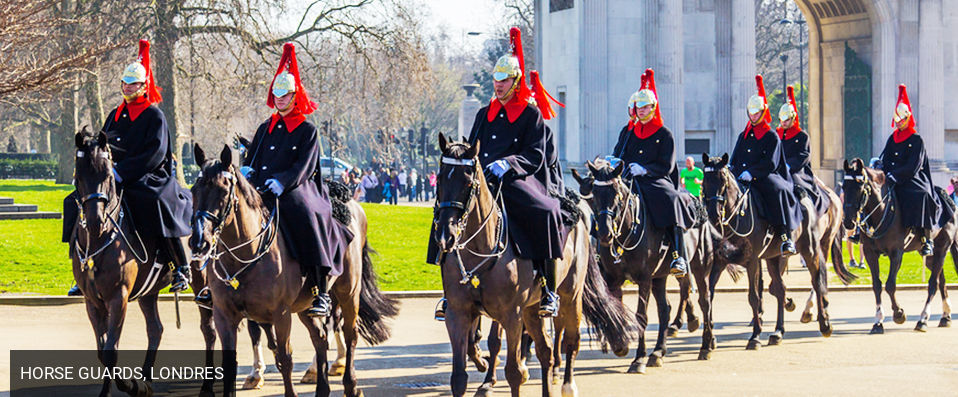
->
[579,0,608,159]
[714,0,733,155]
[728,0,756,154]
[458,84,481,140]
[918,0,947,175]
[642,0,685,158]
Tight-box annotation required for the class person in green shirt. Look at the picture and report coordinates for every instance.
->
[679,156,703,197]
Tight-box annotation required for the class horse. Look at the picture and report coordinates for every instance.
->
[70,127,173,396]
[841,158,957,333]
[701,153,856,349]
[571,159,741,369]
[432,134,634,397]
[190,144,398,397]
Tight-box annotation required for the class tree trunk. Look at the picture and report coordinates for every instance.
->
[54,77,79,184]
[151,20,186,186]
[84,69,104,131]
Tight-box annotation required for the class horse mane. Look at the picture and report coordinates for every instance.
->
[200,160,267,216]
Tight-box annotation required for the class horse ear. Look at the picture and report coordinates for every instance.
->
[720,153,729,167]
[586,160,598,175]
[75,132,85,148]
[219,145,232,167]
[438,133,448,153]
[96,131,107,149]
[194,144,206,166]
[612,160,624,177]
[571,168,586,185]
[464,140,480,159]
[702,152,710,165]
[843,159,850,171]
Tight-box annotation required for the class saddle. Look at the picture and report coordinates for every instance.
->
[324,178,353,226]
[934,186,956,227]
[551,187,585,227]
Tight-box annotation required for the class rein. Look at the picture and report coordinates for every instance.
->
[845,173,894,239]
[705,168,755,237]
[592,176,645,257]
[74,187,150,267]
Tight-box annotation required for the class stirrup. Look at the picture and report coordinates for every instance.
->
[193,286,212,309]
[434,298,447,321]
[169,268,191,293]
[538,292,559,318]
[307,293,332,318]
[670,256,688,278]
[67,284,83,297]
[920,239,934,256]
[780,236,797,256]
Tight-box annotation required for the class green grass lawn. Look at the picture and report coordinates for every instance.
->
[1,179,957,295]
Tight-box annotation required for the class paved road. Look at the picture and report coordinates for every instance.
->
[2,289,957,396]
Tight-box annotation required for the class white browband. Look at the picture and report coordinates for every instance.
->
[703,167,715,172]
[843,175,866,182]
[76,151,85,158]
[441,157,475,166]
[593,179,617,186]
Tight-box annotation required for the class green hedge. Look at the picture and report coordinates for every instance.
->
[0,158,57,179]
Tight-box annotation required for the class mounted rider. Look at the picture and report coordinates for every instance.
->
[64,40,193,296]
[429,27,566,319]
[877,84,942,256]
[235,43,353,317]
[728,75,801,255]
[777,85,830,216]
[608,68,696,277]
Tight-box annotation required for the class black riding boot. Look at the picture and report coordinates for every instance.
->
[669,226,689,278]
[434,297,447,321]
[166,237,191,293]
[306,265,332,318]
[776,225,797,256]
[919,228,934,256]
[67,284,83,296]
[847,226,861,243]
[535,259,559,318]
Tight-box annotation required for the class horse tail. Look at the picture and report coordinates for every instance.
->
[356,242,400,345]
[582,242,635,355]
[950,240,958,277]
[830,234,858,285]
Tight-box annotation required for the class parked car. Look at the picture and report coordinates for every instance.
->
[320,157,352,178]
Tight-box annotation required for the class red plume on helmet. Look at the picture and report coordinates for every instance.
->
[892,84,916,143]
[267,43,317,115]
[786,85,800,130]
[138,39,162,104]
[631,69,664,139]
[530,71,564,120]
[756,75,771,124]
[645,68,663,125]
[509,27,532,103]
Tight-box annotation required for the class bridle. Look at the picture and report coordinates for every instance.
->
[433,155,508,286]
[588,176,644,255]
[703,166,754,237]
[843,171,893,239]
[192,167,279,290]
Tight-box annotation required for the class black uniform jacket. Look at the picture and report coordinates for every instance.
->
[879,132,948,229]
[244,115,352,275]
[62,101,192,242]
[729,123,802,230]
[612,124,694,229]
[781,129,830,216]
[427,97,567,263]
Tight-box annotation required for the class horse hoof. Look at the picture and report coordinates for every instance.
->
[746,339,761,350]
[328,361,346,376]
[561,381,579,397]
[353,390,365,397]
[520,365,530,384]
[647,354,663,368]
[473,357,489,373]
[870,323,884,334]
[667,326,679,337]
[245,374,266,389]
[893,308,906,324]
[687,317,700,333]
[474,384,494,397]
[800,311,813,323]
[939,317,952,328]
[785,298,796,312]
[627,361,646,374]
[613,347,629,357]
[768,333,782,346]
[915,321,928,332]
[820,323,833,338]
[698,349,711,360]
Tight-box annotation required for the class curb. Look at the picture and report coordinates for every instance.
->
[3,284,958,306]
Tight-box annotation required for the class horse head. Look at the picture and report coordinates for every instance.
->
[581,158,625,245]
[433,133,484,253]
[701,152,731,225]
[190,144,246,260]
[73,126,115,236]
[841,157,878,229]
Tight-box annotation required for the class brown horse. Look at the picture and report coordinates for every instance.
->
[572,159,741,369]
[702,153,856,349]
[841,158,956,333]
[70,128,172,396]
[433,134,633,397]
[190,145,398,397]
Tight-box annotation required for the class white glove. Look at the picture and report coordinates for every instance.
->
[113,168,123,183]
[604,155,622,167]
[738,171,753,182]
[265,178,284,196]
[869,157,881,168]
[239,166,254,178]
[487,159,511,178]
[785,163,791,172]
[628,163,647,176]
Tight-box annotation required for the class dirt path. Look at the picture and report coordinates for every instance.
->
[2,289,957,396]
